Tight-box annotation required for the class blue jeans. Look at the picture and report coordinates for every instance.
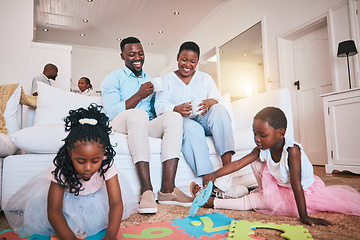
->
[181,104,234,177]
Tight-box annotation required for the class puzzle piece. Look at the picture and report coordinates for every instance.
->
[119,219,191,240]
[170,212,234,239]
[227,220,313,240]
[0,229,28,240]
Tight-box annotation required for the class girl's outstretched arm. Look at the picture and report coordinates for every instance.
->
[48,181,79,240]
[288,146,331,226]
[103,174,123,240]
[202,147,260,187]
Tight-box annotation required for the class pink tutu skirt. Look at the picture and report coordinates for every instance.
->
[258,165,360,216]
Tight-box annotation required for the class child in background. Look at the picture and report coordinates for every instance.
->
[192,107,360,226]
[5,104,137,239]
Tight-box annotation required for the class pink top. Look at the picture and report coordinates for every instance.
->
[48,164,118,196]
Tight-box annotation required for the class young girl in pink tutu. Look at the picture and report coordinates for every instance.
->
[193,106,360,226]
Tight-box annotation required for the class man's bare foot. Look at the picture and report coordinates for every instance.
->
[190,182,202,198]
[190,182,214,208]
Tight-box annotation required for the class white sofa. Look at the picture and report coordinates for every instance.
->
[2,82,294,209]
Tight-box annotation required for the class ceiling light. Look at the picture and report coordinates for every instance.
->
[174,11,180,15]
[116,38,121,41]
[83,19,88,23]
[87,0,93,2]
[43,28,48,32]
[80,33,85,37]
[158,30,164,34]
[148,42,154,45]
[243,53,247,57]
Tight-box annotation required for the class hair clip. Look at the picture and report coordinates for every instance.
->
[79,118,98,125]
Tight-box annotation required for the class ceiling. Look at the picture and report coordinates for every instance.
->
[34,0,226,55]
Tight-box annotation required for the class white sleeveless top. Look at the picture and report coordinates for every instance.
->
[259,138,314,189]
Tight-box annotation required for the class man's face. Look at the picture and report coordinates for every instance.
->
[121,43,145,77]
[48,68,58,80]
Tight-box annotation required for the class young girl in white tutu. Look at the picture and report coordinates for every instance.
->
[192,106,360,226]
[5,104,137,239]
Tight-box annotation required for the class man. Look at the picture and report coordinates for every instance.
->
[31,63,58,96]
[101,37,193,214]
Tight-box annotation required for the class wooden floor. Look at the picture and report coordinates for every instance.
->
[313,165,360,178]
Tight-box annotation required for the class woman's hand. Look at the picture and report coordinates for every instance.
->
[300,215,332,226]
[198,99,218,116]
[174,102,192,117]
[202,173,217,188]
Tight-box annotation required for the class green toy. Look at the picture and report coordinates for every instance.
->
[227,220,313,240]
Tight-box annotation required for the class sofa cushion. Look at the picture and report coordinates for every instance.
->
[10,124,164,155]
[11,124,66,153]
[34,82,102,126]
[0,133,17,157]
[11,122,252,155]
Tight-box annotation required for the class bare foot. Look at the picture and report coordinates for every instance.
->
[190,182,202,198]
[190,182,214,208]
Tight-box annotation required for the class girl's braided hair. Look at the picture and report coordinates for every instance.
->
[52,103,115,195]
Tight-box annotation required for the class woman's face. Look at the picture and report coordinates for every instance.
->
[177,49,199,78]
[78,78,89,92]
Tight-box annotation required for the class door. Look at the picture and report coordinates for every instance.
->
[293,25,332,165]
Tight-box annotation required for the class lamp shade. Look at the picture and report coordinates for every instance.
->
[337,40,358,57]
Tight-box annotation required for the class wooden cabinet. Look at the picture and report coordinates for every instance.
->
[321,88,360,174]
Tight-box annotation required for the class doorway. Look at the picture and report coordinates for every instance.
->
[278,18,332,165]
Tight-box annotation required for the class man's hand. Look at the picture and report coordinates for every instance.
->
[174,102,192,117]
[137,81,154,99]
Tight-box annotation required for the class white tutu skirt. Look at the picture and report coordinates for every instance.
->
[4,169,138,237]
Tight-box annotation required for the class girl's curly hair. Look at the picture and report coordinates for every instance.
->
[52,103,115,196]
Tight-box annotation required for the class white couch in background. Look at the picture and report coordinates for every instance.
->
[2,82,294,209]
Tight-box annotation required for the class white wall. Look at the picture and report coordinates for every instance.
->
[71,46,166,92]
[0,1,72,93]
[0,0,34,92]
[163,0,348,89]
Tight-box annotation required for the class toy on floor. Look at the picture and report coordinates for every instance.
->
[227,220,313,240]
[0,212,314,239]
[189,181,213,217]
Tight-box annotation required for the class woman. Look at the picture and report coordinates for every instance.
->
[155,41,247,198]
[78,77,98,96]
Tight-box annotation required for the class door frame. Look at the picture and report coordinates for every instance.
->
[277,14,336,143]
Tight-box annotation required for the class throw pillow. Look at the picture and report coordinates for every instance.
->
[34,82,102,126]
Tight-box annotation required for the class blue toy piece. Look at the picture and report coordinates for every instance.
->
[189,181,213,217]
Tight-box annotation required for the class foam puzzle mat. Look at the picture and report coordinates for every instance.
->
[0,212,313,240]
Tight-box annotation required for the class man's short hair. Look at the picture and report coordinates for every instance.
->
[120,37,141,52]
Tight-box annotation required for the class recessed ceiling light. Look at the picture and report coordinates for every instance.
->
[116,38,121,41]
[87,0,93,2]
[158,30,163,34]
[148,42,154,45]
[43,28,48,32]
[80,33,85,37]
[243,53,247,57]
[174,11,180,15]
[83,19,88,23]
